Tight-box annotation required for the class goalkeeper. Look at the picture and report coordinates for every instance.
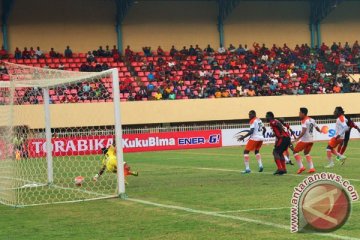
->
[93,141,138,182]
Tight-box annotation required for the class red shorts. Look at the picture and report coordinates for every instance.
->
[245,140,263,152]
[294,141,313,153]
[328,137,344,148]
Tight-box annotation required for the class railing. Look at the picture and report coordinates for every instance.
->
[49,117,360,137]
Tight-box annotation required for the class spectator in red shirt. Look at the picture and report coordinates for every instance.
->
[111,45,119,55]
[125,45,133,58]
[253,42,260,55]
[22,47,31,59]
[0,46,8,59]
[157,46,164,56]
[29,47,35,58]
[49,48,59,58]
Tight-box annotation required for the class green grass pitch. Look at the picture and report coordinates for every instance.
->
[1,141,360,240]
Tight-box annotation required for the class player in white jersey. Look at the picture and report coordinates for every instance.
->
[293,108,321,174]
[237,110,266,174]
[326,106,348,168]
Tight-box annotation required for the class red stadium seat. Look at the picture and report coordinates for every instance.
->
[110,62,118,67]
[2,75,10,80]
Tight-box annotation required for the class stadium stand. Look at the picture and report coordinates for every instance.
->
[0,41,359,105]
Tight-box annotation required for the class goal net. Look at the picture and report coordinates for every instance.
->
[0,62,126,207]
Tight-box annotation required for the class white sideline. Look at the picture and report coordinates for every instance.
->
[193,167,360,182]
[128,198,359,240]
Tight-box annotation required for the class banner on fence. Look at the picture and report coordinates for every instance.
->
[221,122,360,147]
[27,130,222,157]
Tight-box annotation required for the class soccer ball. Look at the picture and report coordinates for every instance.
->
[74,176,84,186]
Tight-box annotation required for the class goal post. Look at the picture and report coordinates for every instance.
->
[111,68,126,197]
[43,87,54,185]
[0,62,126,207]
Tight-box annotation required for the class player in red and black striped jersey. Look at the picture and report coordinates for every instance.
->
[266,112,291,175]
[277,118,295,165]
[337,115,360,155]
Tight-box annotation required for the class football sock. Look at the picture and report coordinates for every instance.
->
[275,159,282,170]
[280,159,286,170]
[244,154,250,170]
[305,154,314,169]
[284,155,290,163]
[294,154,303,168]
[255,153,263,168]
[327,149,334,164]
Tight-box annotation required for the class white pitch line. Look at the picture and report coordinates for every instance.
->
[193,167,360,182]
[128,198,359,240]
[215,206,292,214]
[215,201,360,214]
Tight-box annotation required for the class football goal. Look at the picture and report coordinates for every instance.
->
[0,62,126,207]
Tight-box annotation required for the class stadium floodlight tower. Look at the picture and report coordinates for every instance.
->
[0,63,126,207]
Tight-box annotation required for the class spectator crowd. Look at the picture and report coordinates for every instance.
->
[0,41,359,104]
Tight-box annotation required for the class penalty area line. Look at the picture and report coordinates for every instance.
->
[127,198,359,240]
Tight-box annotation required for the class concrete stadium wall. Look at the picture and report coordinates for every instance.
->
[5,0,360,52]
[122,1,219,51]
[1,93,359,129]
[225,1,310,48]
[8,0,117,53]
[322,1,360,45]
